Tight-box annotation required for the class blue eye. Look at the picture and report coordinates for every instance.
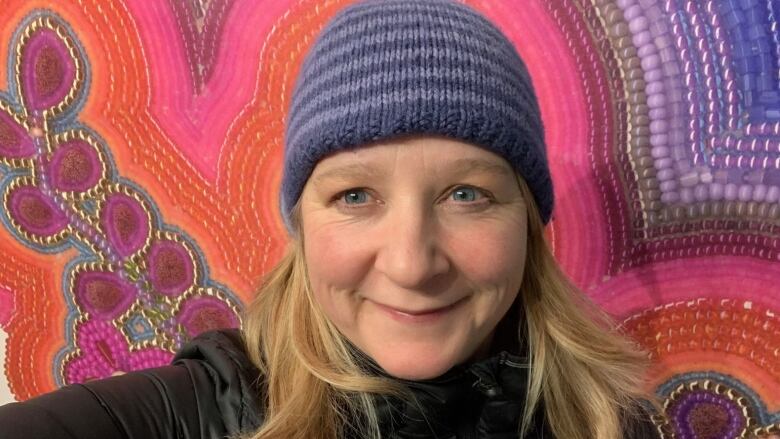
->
[451,186,480,202]
[334,186,490,211]
[343,189,368,204]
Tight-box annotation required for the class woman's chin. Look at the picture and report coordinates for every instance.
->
[368,347,460,380]
[382,361,454,381]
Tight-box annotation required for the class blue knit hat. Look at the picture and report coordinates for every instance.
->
[281,0,553,233]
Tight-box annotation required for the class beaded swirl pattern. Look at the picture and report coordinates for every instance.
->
[0,1,779,437]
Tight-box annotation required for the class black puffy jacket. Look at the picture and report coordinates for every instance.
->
[0,329,660,438]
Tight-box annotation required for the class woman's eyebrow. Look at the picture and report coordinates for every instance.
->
[312,163,386,184]
[312,157,511,184]
[446,158,512,178]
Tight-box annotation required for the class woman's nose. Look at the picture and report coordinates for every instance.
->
[373,203,450,289]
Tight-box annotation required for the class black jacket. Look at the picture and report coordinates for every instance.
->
[0,329,660,438]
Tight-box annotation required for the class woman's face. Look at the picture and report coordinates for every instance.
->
[299,136,528,380]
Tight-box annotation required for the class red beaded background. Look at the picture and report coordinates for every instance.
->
[1,1,779,437]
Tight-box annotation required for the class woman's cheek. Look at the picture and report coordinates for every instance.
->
[304,227,362,329]
[444,223,527,283]
[304,222,372,292]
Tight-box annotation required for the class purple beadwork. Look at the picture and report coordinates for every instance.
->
[19,28,77,112]
[73,270,137,320]
[100,193,151,258]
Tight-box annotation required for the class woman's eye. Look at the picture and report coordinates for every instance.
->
[335,188,371,207]
[449,186,489,204]
[333,186,490,210]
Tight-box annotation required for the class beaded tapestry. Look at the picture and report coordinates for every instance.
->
[0,1,779,437]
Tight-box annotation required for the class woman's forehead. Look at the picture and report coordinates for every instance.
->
[311,136,514,180]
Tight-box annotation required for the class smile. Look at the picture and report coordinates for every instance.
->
[371,298,466,324]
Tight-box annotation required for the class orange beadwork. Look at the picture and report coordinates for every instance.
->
[623,298,780,379]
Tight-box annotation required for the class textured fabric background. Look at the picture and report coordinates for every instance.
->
[0,1,778,437]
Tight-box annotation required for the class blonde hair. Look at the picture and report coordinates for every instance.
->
[240,174,659,439]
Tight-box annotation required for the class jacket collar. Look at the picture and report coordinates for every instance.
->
[346,324,541,438]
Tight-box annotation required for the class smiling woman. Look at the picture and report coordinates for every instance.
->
[241,132,660,438]
[242,0,666,435]
[0,1,665,438]
[300,136,529,381]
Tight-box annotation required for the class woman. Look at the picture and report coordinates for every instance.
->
[1,0,664,438]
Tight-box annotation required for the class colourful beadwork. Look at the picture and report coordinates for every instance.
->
[0,10,242,392]
[0,2,779,438]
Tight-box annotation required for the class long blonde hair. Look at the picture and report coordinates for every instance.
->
[240,173,658,439]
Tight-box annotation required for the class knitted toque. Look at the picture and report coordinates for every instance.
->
[281,0,553,233]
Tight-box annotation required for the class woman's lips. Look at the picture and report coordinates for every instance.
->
[371,298,465,324]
